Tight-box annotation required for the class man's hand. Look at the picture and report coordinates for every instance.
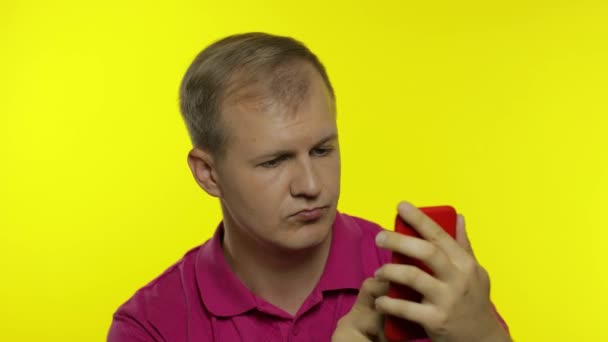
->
[332,277,388,342]
[373,202,510,342]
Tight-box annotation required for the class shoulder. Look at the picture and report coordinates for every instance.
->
[337,212,385,233]
[108,244,211,341]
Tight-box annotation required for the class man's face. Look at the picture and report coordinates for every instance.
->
[214,65,340,251]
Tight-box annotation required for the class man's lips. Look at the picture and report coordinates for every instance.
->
[291,206,328,221]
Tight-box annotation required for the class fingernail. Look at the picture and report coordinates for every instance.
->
[399,201,414,212]
[375,232,386,246]
[374,297,383,309]
[374,268,381,278]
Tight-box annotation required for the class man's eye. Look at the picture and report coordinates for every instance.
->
[312,147,333,156]
[260,157,282,168]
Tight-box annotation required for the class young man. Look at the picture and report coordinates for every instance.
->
[108,32,510,342]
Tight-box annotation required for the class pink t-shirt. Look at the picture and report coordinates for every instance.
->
[108,212,507,341]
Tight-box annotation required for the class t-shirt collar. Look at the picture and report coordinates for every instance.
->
[195,212,366,317]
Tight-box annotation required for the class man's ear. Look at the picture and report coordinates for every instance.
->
[187,147,222,198]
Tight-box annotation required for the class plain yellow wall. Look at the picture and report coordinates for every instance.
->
[1,1,607,340]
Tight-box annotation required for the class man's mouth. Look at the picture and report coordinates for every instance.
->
[291,206,328,221]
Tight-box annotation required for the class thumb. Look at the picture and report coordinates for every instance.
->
[455,214,476,258]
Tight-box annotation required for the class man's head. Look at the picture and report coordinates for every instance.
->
[180,33,340,252]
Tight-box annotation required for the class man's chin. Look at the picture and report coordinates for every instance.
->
[279,217,334,251]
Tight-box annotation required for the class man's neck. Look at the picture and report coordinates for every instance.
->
[221,225,332,317]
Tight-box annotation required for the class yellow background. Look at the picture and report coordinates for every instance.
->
[1,1,606,340]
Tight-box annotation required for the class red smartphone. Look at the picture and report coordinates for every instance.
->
[384,205,457,342]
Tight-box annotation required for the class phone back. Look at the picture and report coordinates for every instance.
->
[384,206,457,342]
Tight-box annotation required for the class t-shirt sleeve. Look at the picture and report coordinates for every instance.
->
[106,286,166,342]
[107,311,158,342]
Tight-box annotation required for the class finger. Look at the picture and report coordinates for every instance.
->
[350,306,384,339]
[376,230,456,280]
[374,264,445,303]
[374,295,436,327]
[355,277,389,308]
[455,214,476,259]
[377,329,389,342]
[397,202,469,262]
[349,278,388,339]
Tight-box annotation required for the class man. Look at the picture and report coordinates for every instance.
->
[108,32,510,341]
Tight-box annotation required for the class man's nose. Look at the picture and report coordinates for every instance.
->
[289,158,321,199]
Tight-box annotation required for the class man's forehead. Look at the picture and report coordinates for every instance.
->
[221,61,315,116]
[236,106,336,142]
[221,100,337,159]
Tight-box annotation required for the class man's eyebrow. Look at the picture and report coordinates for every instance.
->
[254,132,339,161]
[314,132,338,146]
